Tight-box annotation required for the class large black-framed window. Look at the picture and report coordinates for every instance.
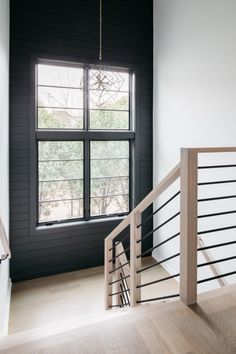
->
[33,59,135,226]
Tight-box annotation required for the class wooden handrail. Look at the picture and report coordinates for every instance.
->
[182,147,236,153]
[106,162,181,241]
[0,217,11,260]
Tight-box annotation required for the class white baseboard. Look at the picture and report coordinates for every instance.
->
[1,278,12,338]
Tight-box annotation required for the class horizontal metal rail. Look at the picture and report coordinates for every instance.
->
[137,293,180,303]
[198,271,236,284]
[137,232,180,259]
[137,273,180,289]
[137,212,180,244]
[137,253,180,274]
[109,232,130,251]
[198,194,236,202]
[198,240,236,251]
[198,210,236,219]
[109,288,130,297]
[198,255,236,268]
[198,225,236,235]
[109,303,129,308]
[198,164,236,169]
[137,191,180,228]
[109,261,129,274]
[198,179,236,186]
[109,245,130,263]
[109,274,130,286]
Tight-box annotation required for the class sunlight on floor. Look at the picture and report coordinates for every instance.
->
[9,257,178,334]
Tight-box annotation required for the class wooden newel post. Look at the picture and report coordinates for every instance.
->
[180,148,198,305]
[130,210,142,307]
[104,238,113,309]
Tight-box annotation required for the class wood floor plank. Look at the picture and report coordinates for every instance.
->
[1,277,236,354]
[9,258,178,335]
[136,317,173,354]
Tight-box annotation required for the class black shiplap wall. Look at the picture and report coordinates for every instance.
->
[10,0,153,281]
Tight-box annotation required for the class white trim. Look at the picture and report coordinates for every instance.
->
[0,278,11,338]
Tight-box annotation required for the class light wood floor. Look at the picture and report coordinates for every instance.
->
[1,284,236,353]
[9,257,179,334]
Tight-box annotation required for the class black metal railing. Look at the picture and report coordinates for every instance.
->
[197,163,236,286]
[106,157,236,310]
[108,231,131,308]
[135,163,236,305]
[135,188,181,304]
[137,191,180,229]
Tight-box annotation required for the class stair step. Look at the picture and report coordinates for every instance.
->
[0,307,130,350]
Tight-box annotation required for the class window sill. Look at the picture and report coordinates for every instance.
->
[33,215,126,236]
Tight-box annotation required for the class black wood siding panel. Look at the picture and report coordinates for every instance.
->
[10,0,153,282]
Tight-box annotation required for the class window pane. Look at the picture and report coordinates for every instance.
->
[88,69,130,130]
[39,200,83,223]
[38,87,83,109]
[38,141,83,223]
[90,141,129,159]
[89,91,129,110]
[89,70,129,91]
[39,180,83,202]
[91,177,129,197]
[91,195,129,217]
[39,141,83,160]
[90,141,129,216]
[38,107,83,129]
[89,110,129,130]
[37,64,84,129]
[38,64,83,88]
[91,159,129,178]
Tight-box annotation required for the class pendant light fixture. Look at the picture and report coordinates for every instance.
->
[89,0,125,108]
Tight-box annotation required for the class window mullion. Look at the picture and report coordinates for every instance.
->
[84,140,90,220]
[84,67,90,220]
[84,66,89,131]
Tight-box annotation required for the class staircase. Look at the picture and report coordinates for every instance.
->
[1,284,236,353]
[104,147,236,309]
[1,147,236,353]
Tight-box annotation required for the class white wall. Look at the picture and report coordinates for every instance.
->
[153,0,236,291]
[0,0,10,337]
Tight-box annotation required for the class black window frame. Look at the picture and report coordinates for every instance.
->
[30,58,136,230]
